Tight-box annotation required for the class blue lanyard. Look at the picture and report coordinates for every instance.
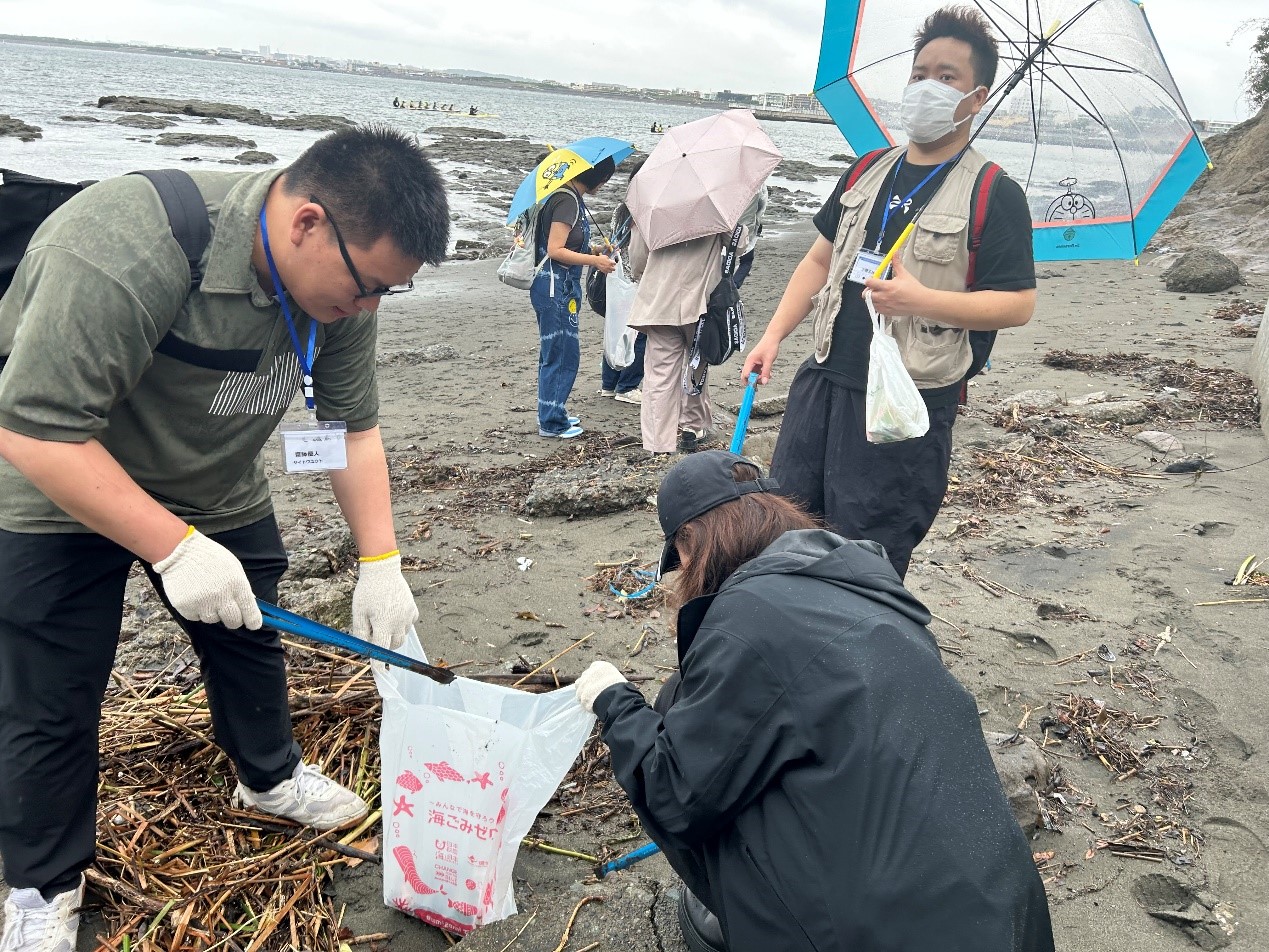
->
[258,206,318,412]
[876,156,951,251]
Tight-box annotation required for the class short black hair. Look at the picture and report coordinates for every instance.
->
[283,124,449,265]
[572,156,615,191]
[914,5,1000,89]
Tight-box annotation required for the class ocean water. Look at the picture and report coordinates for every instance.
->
[0,39,848,203]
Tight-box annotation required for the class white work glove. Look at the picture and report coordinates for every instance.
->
[351,553,419,650]
[154,529,262,630]
[575,660,628,713]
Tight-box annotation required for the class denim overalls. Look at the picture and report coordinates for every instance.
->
[530,190,590,435]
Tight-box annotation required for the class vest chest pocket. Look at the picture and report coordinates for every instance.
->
[834,190,870,249]
[911,212,967,265]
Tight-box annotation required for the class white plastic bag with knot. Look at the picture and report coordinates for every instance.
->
[374,632,594,934]
[864,289,930,443]
[603,252,640,369]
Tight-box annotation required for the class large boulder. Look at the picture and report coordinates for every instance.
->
[1164,249,1241,293]
[0,114,42,141]
[156,132,257,149]
[525,462,664,517]
[1077,399,1150,425]
[114,113,176,129]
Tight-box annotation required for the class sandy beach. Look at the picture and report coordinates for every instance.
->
[3,107,1268,951]
[285,217,1268,951]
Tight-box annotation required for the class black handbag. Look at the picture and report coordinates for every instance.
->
[585,264,607,316]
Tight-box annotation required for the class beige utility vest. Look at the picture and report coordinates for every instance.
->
[811,146,990,390]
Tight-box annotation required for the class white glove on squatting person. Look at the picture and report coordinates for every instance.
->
[153,527,263,630]
[351,550,419,651]
[575,660,628,713]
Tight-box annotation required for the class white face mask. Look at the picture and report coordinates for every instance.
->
[899,79,980,144]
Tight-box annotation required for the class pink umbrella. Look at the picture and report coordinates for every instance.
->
[625,110,782,251]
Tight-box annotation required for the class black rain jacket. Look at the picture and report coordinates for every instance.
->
[595,530,1054,952]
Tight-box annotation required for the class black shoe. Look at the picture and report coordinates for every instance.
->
[677,428,719,454]
[677,887,727,952]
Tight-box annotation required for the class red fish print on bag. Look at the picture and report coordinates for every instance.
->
[396,770,424,793]
[447,898,480,917]
[393,845,445,895]
[482,879,495,910]
[424,761,467,783]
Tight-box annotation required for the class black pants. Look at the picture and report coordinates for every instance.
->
[0,516,299,895]
[770,360,957,578]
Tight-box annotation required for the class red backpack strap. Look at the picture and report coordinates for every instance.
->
[966,161,1003,288]
[844,147,893,191]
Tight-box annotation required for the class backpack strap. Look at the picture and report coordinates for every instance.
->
[130,169,210,290]
[965,161,1003,288]
[958,161,1005,405]
[720,223,744,278]
[844,148,893,191]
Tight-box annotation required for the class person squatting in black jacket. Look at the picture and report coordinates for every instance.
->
[574,450,1055,952]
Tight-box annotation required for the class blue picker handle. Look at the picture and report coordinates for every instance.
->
[730,372,759,453]
[256,599,456,684]
[594,841,661,879]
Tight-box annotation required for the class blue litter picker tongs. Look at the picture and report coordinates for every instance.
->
[256,599,456,684]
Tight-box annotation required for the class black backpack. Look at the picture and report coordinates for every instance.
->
[1,167,209,303]
[682,224,745,396]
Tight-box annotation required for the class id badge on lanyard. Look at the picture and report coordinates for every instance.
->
[260,205,348,473]
[281,421,348,473]
[848,249,889,284]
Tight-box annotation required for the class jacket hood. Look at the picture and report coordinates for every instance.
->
[724,529,932,626]
[673,529,933,654]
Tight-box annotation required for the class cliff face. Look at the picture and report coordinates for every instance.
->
[1155,103,1269,275]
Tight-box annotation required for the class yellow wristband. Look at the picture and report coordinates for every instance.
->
[358,549,400,563]
[182,525,197,540]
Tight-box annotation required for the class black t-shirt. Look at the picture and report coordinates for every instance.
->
[536,188,584,258]
[811,153,1035,406]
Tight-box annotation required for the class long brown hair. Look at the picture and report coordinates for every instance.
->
[669,461,820,609]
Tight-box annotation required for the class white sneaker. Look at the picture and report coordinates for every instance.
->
[597,387,616,397]
[0,877,82,952]
[232,761,369,831]
[614,388,643,405]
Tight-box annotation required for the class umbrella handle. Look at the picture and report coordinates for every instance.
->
[730,372,760,453]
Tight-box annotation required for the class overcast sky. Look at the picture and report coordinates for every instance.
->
[1,0,1263,121]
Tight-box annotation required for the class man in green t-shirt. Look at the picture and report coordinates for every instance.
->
[0,125,449,949]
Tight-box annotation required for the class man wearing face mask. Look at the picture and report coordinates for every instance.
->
[742,5,1035,579]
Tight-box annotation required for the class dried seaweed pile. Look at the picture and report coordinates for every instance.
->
[1207,299,1263,321]
[943,436,1128,522]
[1045,695,1203,865]
[91,653,384,951]
[547,731,628,838]
[1042,351,1260,427]
[586,559,668,617]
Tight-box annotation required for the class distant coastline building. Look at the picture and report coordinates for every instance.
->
[1195,118,1238,137]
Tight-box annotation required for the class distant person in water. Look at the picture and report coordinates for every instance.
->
[393,96,400,108]
[470,105,478,116]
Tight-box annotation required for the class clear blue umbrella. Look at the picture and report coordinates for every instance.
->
[814,0,1210,261]
[506,136,636,224]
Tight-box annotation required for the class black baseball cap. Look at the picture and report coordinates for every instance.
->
[656,450,780,578]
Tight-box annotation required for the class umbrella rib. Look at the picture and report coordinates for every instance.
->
[835,47,915,87]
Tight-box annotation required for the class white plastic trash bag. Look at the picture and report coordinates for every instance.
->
[374,632,594,935]
[864,290,929,444]
[603,253,640,369]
